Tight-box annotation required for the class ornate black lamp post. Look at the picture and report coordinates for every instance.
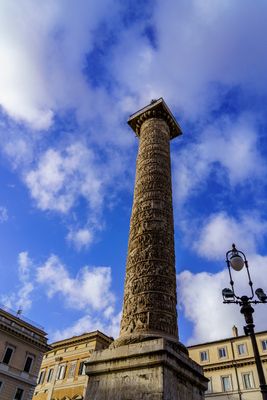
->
[222,244,267,400]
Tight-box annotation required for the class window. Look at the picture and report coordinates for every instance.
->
[262,339,267,351]
[67,362,76,378]
[78,361,86,375]
[14,388,24,400]
[57,365,66,380]
[200,351,208,362]
[37,370,45,385]
[2,346,14,365]
[0,381,3,392]
[47,368,53,382]
[221,375,232,392]
[237,343,247,355]
[207,377,213,393]
[218,347,227,358]
[242,372,254,389]
[23,356,34,373]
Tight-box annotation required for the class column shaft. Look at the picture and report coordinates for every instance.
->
[120,117,178,342]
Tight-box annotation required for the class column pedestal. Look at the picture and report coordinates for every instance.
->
[85,338,206,400]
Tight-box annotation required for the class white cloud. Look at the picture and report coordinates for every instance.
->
[16,251,34,311]
[25,143,103,213]
[178,252,267,344]
[113,1,267,120]
[194,212,267,260]
[16,282,34,312]
[24,141,130,247]
[2,0,266,131]
[201,116,264,185]
[5,0,267,134]
[36,255,115,311]
[172,115,265,205]
[2,250,120,342]
[0,251,34,312]
[67,228,93,250]
[52,314,105,342]
[0,0,117,130]
[52,311,121,342]
[18,251,32,274]
[0,206,8,222]
[36,254,120,341]
[4,137,34,168]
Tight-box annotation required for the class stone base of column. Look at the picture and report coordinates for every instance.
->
[109,331,187,351]
[84,338,208,400]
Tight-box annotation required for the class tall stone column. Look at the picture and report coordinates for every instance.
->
[119,99,181,344]
[85,99,208,400]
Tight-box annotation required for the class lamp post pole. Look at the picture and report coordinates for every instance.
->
[240,297,267,397]
[222,244,267,400]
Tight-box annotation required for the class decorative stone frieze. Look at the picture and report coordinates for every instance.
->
[117,99,181,344]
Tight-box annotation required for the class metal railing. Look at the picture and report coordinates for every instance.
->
[0,304,44,331]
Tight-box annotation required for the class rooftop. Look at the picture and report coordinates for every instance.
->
[50,330,113,348]
[0,304,45,333]
[187,329,267,349]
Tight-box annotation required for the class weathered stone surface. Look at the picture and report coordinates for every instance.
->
[85,338,207,400]
[119,115,178,343]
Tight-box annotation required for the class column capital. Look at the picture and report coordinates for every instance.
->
[128,97,182,139]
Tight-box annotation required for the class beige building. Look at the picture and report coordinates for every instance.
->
[34,331,112,400]
[0,306,50,400]
[188,327,267,399]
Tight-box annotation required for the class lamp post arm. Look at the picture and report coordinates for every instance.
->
[226,259,239,298]
[245,259,254,298]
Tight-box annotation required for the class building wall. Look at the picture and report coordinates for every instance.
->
[0,374,34,400]
[34,331,112,400]
[0,307,49,400]
[188,330,267,399]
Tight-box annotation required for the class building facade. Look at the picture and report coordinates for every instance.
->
[188,327,267,399]
[0,306,50,400]
[34,331,112,400]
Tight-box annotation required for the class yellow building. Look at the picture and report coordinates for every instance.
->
[188,326,267,399]
[34,331,112,400]
[0,306,50,400]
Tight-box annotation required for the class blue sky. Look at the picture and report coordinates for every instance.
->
[1,0,267,345]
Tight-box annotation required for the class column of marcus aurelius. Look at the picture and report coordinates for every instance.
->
[118,99,179,345]
[85,98,208,400]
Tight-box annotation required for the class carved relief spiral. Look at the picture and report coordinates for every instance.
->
[119,117,178,341]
